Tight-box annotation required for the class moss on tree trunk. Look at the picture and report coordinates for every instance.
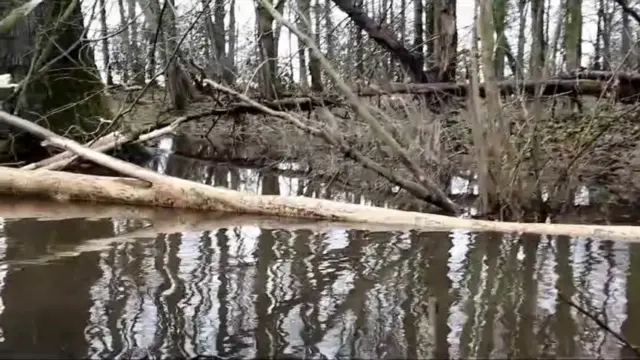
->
[0,0,111,162]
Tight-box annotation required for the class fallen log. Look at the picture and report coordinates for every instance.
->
[4,109,640,241]
[356,79,609,99]
[196,96,344,116]
[37,117,185,171]
[558,69,640,103]
[2,166,640,240]
[22,109,223,171]
[559,69,640,84]
[21,130,123,170]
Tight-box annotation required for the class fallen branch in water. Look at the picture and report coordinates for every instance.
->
[21,109,220,171]
[3,166,640,240]
[21,130,123,170]
[204,79,458,214]
[558,292,640,356]
[4,110,640,240]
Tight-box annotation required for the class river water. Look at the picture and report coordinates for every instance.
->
[0,137,639,359]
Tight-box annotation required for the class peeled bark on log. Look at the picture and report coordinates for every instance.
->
[21,131,122,170]
[23,109,224,171]
[38,117,186,171]
[2,166,640,240]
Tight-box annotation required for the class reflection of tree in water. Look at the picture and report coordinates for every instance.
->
[2,198,638,358]
[0,218,112,357]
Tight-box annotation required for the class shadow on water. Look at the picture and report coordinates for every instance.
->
[0,136,639,358]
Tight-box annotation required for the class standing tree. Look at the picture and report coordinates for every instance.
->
[0,0,111,160]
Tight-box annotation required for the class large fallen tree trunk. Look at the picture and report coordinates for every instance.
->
[208,79,616,116]
[2,166,640,240]
[558,69,640,103]
[357,79,610,98]
[559,69,640,84]
[4,109,640,240]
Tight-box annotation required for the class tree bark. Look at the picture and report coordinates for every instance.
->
[99,0,113,85]
[117,0,130,83]
[516,0,527,78]
[564,0,582,70]
[331,0,430,82]
[530,0,546,75]
[493,0,507,78]
[0,0,111,160]
[310,0,324,91]
[256,0,279,98]
[412,0,423,75]
[127,0,144,84]
[225,0,237,84]
[621,1,633,69]
[434,1,457,81]
[2,166,640,240]
[297,0,310,88]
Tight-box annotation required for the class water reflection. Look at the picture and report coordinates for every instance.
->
[0,139,637,358]
[0,210,637,358]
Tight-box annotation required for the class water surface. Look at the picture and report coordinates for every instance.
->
[0,137,637,359]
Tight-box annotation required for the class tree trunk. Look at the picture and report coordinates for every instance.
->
[257,0,279,98]
[99,0,113,85]
[425,0,434,69]
[225,0,237,84]
[600,0,612,70]
[331,0,430,82]
[530,0,545,75]
[593,4,602,69]
[310,0,324,91]
[621,1,632,69]
[201,0,218,68]
[297,0,310,88]
[0,0,110,161]
[127,0,144,84]
[5,105,640,238]
[117,0,130,84]
[516,0,527,78]
[273,0,286,60]
[437,0,457,82]
[324,0,334,60]
[145,24,156,82]
[478,0,505,213]
[413,0,423,74]
[493,0,507,78]
[564,0,582,70]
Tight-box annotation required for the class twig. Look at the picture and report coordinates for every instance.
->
[557,292,640,357]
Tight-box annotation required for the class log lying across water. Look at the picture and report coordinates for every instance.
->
[2,110,640,241]
[1,166,640,241]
